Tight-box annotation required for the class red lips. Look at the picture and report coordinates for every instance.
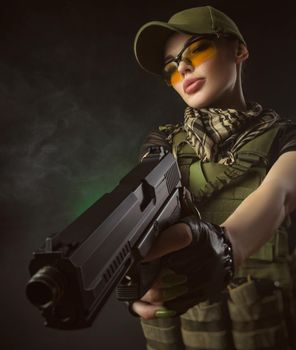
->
[183,77,205,94]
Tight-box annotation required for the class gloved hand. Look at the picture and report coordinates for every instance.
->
[161,216,234,314]
[131,216,234,319]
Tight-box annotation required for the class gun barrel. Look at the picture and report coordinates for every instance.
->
[26,266,65,309]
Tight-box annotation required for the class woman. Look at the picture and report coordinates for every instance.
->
[131,6,296,350]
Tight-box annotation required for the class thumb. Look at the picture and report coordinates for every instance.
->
[143,223,193,262]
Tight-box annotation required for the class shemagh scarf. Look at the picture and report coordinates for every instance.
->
[183,102,280,165]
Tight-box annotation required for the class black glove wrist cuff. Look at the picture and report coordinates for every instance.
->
[216,225,235,283]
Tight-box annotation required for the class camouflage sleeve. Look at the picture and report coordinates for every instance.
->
[268,121,296,169]
[138,129,172,162]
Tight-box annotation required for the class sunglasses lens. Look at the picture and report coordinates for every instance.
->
[163,62,182,86]
[187,40,216,66]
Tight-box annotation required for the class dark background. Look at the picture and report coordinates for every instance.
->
[1,0,295,349]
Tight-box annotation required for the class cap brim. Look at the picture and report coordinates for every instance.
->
[134,21,197,76]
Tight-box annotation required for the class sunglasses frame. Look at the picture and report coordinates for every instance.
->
[162,33,220,86]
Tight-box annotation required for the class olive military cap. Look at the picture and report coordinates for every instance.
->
[134,6,246,75]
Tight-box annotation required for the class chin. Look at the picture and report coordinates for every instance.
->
[184,87,228,109]
[184,95,214,109]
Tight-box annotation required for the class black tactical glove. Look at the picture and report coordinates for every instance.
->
[161,215,234,314]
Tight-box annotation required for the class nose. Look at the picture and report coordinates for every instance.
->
[177,59,194,77]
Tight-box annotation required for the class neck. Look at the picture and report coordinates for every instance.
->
[209,93,247,111]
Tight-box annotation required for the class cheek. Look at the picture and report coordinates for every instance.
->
[205,56,237,86]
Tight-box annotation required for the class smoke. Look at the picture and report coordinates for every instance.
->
[0,61,148,237]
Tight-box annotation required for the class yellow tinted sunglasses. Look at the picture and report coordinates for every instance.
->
[163,36,217,86]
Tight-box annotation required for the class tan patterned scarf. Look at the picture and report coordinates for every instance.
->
[182,102,280,164]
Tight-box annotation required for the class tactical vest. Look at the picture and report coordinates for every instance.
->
[140,124,296,350]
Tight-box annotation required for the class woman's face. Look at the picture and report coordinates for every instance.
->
[163,32,246,109]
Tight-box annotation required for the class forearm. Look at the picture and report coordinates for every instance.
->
[222,179,290,269]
